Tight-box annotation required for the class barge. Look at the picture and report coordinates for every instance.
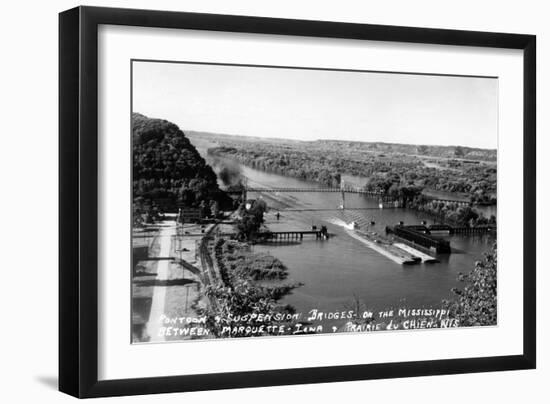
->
[345,224,420,265]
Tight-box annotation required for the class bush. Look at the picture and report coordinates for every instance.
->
[443,244,497,327]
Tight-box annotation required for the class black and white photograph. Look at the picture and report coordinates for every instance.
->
[131,61,498,343]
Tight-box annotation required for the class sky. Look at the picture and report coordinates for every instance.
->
[132,61,498,149]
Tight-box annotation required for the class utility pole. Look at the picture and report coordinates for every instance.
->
[241,177,248,203]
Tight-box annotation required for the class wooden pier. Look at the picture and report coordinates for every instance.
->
[263,230,330,241]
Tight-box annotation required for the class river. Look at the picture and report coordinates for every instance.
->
[192,137,496,317]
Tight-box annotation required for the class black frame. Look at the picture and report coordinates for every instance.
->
[59,6,536,398]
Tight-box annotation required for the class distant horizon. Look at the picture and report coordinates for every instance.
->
[182,127,497,151]
[133,61,498,149]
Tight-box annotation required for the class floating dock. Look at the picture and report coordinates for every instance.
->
[393,243,439,263]
[346,229,420,265]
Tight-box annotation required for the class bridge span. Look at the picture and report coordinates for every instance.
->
[227,186,471,206]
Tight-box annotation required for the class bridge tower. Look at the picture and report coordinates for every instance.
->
[340,177,346,209]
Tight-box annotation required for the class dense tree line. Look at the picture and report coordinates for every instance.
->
[207,138,496,205]
[408,197,496,227]
[313,139,496,162]
[132,113,231,218]
[364,178,496,226]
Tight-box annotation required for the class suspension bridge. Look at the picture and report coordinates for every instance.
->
[226,183,471,207]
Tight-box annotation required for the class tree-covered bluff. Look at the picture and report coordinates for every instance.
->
[132,113,230,211]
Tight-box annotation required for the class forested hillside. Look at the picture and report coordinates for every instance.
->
[132,113,229,210]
